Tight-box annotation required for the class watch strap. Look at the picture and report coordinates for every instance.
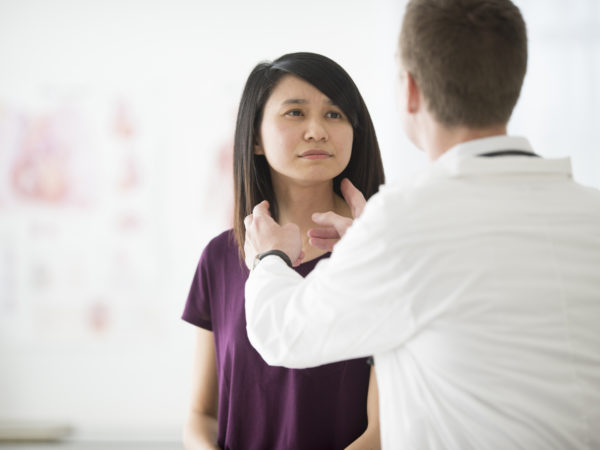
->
[253,249,293,269]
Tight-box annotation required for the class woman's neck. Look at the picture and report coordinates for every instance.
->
[272,178,350,261]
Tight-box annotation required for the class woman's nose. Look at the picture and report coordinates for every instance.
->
[303,118,328,142]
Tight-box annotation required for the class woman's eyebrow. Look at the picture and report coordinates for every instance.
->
[281,98,335,105]
[282,98,307,105]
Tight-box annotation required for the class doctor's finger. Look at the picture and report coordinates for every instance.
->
[312,211,352,232]
[307,227,340,240]
[308,237,338,252]
[243,214,253,230]
[341,178,367,218]
[252,200,271,217]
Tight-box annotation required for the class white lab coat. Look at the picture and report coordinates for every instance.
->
[245,136,600,449]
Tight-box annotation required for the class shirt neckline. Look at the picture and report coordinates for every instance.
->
[297,251,331,268]
[438,135,534,163]
[433,135,572,177]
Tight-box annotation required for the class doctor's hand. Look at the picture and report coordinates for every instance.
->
[244,200,305,269]
[308,178,367,252]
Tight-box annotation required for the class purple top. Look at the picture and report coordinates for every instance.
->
[182,230,370,450]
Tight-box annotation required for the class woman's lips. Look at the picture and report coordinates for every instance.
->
[299,150,332,159]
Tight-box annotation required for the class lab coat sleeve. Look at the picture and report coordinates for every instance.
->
[245,191,419,368]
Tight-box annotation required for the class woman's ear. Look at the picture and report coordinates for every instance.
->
[254,138,264,155]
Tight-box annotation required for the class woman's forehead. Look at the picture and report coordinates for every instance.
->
[267,75,332,106]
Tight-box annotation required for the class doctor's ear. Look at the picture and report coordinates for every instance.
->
[405,71,420,114]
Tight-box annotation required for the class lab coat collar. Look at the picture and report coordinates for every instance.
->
[435,135,573,177]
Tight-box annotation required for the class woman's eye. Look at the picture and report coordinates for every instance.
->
[285,110,303,117]
[326,111,343,119]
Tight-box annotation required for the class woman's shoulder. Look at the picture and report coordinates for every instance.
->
[200,229,243,267]
[205,229,237,250]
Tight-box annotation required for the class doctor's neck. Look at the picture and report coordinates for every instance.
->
[419,118,508,162]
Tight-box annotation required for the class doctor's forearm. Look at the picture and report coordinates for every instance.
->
[245,258,321,367]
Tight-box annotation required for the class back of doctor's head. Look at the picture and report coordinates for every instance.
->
[399,0,527,128]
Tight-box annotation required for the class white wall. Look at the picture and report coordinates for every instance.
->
[0,0,598,442]
[0,0,405,440]
[511,0,600,188]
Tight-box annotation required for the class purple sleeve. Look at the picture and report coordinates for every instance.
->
[182,246,213,331]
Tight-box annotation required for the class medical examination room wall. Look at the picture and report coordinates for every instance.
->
[0,0,598,442]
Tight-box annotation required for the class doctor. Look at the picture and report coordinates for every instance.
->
[244,0,600,448]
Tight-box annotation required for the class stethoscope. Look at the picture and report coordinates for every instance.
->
[478,150,539,158]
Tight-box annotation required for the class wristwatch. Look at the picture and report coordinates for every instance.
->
[252,249,293,269]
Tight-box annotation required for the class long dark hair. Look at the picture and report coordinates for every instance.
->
[233,52,385,257]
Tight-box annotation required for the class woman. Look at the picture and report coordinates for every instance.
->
[182,52,385,450]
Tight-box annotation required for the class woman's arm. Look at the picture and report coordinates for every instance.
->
[183,328,220,450]
[345,365,381,450]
